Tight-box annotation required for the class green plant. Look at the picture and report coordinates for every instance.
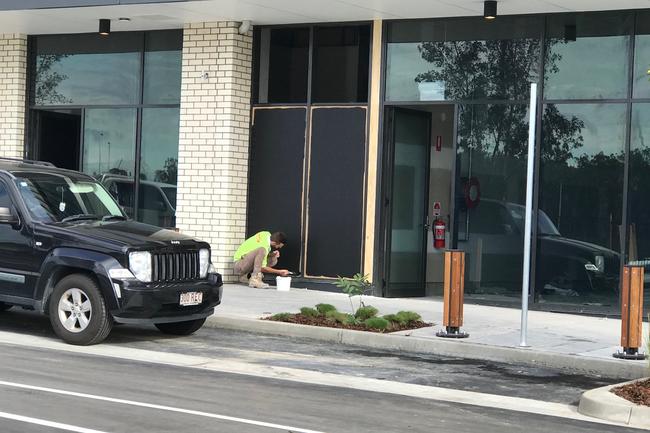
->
[335,273,372,313]
[382,314,401,324]
[270,312,292,321]
[364,317,389,331]
[315,303,337,315]
[344,315,361,326]
[325,310,349,324]
[300,307,319,318]
[355,305,378,321]
[395,311,422,325]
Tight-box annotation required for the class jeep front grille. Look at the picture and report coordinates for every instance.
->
[152,251,200,282]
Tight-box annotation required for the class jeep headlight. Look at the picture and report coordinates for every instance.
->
[199,249,210,278]
[129,251,152,282]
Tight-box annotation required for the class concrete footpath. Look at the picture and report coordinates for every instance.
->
[207,284,650,380]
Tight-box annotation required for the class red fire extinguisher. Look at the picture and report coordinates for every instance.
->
[433,218,446,249]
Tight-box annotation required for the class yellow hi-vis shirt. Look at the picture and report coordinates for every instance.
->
[233,231,272,267]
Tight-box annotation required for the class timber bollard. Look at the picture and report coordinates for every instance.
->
[437,250,469,338]
[613,265,647,360]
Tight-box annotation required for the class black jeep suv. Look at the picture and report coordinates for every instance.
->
[0,158,222,345]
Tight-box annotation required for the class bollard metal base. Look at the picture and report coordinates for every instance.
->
[613,348,648,360]
[436,327,469,339]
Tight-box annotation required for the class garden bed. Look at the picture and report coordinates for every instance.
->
[264,312,432,333]
[263,304,433,333]
[612,379,650,407]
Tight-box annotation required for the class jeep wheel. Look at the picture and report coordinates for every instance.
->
[0,302,12,312]
[155,318,206,336]
[48,274,113,345]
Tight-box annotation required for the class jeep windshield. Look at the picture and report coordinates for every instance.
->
[12,171,125,224]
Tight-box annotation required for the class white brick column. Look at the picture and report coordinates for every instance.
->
[177,22,252,282]
[0,34,27,159]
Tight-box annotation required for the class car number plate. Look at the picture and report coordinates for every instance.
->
[180,292,203,306]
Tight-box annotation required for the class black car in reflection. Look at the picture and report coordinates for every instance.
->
[458,199,620,301]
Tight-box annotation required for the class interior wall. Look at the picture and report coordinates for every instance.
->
[425,105,455,295]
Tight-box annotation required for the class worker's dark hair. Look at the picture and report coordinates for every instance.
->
[271,231,287,244]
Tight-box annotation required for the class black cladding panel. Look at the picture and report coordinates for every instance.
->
[307,107,366,277]
[247,108,306,272]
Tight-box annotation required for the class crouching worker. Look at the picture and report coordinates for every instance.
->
[233,231,290,288]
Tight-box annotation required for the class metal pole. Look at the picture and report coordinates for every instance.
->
[520,82,538,348]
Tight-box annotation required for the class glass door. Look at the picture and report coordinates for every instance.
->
[383,107,431,297]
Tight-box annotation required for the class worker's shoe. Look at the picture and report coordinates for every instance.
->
[238,274,249,285]
[249,273,269,289]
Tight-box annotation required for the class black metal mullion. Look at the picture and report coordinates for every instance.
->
[133,33,146,222]
[78,108,85,171]
[373,20,390,296]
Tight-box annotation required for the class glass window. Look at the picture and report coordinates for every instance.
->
[633,12,650,98]
[311,25,370,103]
[83,108,137,217]
[34,33,141,106]
[143,31,182,104]
[544,14,631,100]
[13,171,122,223]
[537,103,625,307]
[455,104,529,299]
[138,107,179,227]
[257,28,310,103]
[627,103,650,310]
[385,17,542,102]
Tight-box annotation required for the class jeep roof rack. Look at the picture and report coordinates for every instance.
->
[0,157,55,168]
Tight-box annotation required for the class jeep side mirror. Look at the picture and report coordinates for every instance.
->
[0,207,19,226]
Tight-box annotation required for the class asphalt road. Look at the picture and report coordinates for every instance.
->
[0,308,637,433]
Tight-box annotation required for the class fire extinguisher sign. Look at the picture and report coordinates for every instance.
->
[433,201,441,217]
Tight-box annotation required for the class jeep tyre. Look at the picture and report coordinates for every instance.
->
[48,274,113,345]
[155,318,206,336]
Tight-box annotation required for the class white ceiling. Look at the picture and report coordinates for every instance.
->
[2,0,650,34]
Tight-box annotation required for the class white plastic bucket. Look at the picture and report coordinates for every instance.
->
[276,276,291,291]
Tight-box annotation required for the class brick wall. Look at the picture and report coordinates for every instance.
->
[0,34,26,159]
[176,22,253,281]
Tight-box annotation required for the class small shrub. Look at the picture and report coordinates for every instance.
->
[355,305,379,321]
[364,317,389,331]
[316,303,337,315]
[382,314,401,324]
[300,307,319,318]
[395,311,422,325]
[344,314,361,326]
[325,310,349,324]
[335,273,372,313]
[270,312,292,321]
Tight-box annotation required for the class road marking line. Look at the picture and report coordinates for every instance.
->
[0,331,625,428]
[0,380,325,433]
[0,410,109,433]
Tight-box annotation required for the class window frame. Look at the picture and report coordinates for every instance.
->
[26,30,182,226]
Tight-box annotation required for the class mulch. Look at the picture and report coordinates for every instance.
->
[263,313,432,333]
[612,379,650,407]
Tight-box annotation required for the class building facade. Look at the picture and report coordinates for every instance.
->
[0,0,648,315]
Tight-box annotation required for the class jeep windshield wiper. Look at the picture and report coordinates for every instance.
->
[61,214,100,223]
[102,215,127,222]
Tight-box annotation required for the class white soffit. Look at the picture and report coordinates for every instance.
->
[1,0,650,35]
